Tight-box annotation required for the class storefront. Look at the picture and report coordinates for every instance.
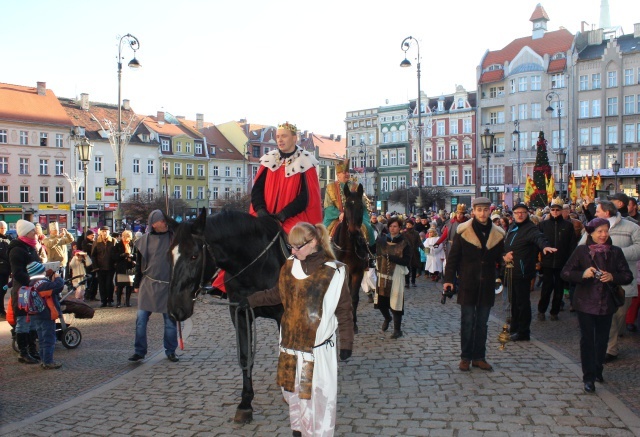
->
[0,204,24,227]
[479,185,505,205]
[73,203,117,233]
[447,187,474,212]
[37,204,70,232]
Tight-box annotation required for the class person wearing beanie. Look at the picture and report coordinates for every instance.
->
[8,219,42,364]
[91,226,116,307]
[42,222,73,278]
[561,218,633,393]
[0,221,11,318]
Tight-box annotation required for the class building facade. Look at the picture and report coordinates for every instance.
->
[345,108,379,206]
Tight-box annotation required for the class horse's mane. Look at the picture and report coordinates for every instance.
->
[206,210,282,242]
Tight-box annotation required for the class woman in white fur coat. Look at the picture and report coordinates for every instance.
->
[424,227,444,281]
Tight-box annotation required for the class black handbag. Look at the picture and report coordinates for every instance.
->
[607,283,625,307]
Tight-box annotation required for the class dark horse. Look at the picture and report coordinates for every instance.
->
[332,183,369,333]
[167,209,287,423]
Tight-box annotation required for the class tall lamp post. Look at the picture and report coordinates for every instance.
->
[481,128,495,199]
[556,149,567,199]
[612,160,620,192]
[116,33,141,230]
[76,137,94,235]
[546,91,564,199]
[400,36,423,211]
[512,120,522,203]
[359,141,367,196]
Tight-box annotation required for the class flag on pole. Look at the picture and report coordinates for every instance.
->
[595,172,602,190]
[547,174,555,204]
[580,175,589,199]
[590,171,597,198]
[569,173,577,204]
[524,174,534,204]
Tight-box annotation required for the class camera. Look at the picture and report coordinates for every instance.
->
[594,270,603,280]
[441,285,455,304]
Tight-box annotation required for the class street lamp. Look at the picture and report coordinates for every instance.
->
[116,33,141,230]
[481,128,495,199]
[359,141,367,196]
[512,120,522,203]
[556,149,567,200]
[400,36,423,211]
[612,159,620,192]
[76,137,93,236]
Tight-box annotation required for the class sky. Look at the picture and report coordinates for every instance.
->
[2,0,638,137]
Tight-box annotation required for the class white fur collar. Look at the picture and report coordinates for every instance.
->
[259,146,318,178]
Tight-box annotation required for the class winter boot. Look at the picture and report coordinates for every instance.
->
[17,333,39,364]
[125,289,132,307]
[390,312,403,339]
[28,330,40,361]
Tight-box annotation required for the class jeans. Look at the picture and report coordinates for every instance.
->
[577,311,613,383]
[460,305,491,361]
[134,310,178,357]
[538,267,564,315]
[32,311,57,364]
[510,277,532,338]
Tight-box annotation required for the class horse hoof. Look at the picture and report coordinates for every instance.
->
[233,408,253,424]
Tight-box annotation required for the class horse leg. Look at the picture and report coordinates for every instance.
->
[230,307,254,423]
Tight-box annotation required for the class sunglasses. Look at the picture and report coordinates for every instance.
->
[286,239,313,251]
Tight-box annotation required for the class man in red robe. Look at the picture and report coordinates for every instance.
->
[213,122,322,292]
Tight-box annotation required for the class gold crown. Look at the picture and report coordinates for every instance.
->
[336,158,350,174]
[277,121,297,133]
[551,197,563,208]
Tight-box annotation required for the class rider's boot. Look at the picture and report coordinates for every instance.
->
[391,311,403,339]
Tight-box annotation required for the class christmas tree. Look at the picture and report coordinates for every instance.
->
[530,131,551,208]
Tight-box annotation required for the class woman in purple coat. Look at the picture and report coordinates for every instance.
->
[561,218,633,394]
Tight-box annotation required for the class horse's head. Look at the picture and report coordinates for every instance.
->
[168,208,216,321]
[343,183,364,235]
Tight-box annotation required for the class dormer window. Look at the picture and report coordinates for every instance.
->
[551,52,566,60]
[437,100,444,112]
[487,64,502,72]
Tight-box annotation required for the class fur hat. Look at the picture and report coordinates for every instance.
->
[26,261,46,278]
[49,222,59,232]
[16,219,35,237]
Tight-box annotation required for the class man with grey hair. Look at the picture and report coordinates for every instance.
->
[0,221,10,318]
[583,200,640,362]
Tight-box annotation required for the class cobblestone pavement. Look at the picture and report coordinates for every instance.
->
[1,278,639,436]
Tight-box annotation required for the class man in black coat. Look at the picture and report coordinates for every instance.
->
[443,197,505,372]
[503,203,557,341]
[537,200,577,321]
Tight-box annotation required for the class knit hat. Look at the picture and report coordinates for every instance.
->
[26,261,46,278]
[85,229,94,236]
[16,220,35,237]
[49,222,59,232]
[585,218,610,234]
[148,209,165,226]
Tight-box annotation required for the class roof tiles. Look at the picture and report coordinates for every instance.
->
[0,83,72,127]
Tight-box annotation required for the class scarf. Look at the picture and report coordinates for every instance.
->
[471,219,492,249]
[18,236,37,248]
[588,243,611,260]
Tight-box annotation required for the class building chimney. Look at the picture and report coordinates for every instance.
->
[599,0,611,29]
[635,23,640,38]
[80,93,90,111]
[196,113,204,130]
[330,134,335,140]
[36,81,46,96]
[122,99,131,111]
[336,135,341,141]
[157,111,165,123]
[176,115,185,120]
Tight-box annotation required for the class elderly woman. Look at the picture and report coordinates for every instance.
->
[561,218,633,393]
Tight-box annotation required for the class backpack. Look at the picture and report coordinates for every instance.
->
[17,286,46,316]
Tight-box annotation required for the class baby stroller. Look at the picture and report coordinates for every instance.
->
[11,274,94,352]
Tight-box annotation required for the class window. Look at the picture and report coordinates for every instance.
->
[606,153,617,169]
[55,187,64,203]
[391,131,398,143]
[463,143,472,159]
[39,159,48,175]
[591,127,601,145]
[607,71,617,88]
[518,104,527,120]
[389,150,397,166]
[510,79,516,94]
[518,77,527,92]
[0,129,6,143]
[19,131,29,145]
[607,97,618,116]
[449,120,458,135]
[186,163,194,177]
[186,186,193,200]
[368,133,375,144]
[175,141,182,153]
[624,95,635,115]
[132,188,139,200]
[638,123,640,142]
[0,157,7,174]
[398,176,406,188]
[624,152,635,168]
[147,159,154,174]
[212,166,219,176]
[450,169,458,185]
[78,186,85,202]
[197,186,204,199]
[133,159,140,174]
[579,101,589,118]
[39,186,49,202]
[463,118,472,133]
[40,132,48,147]
[95,187,102,200]
[624,124,635,143]
[531,75,541,91]
[489,112,499,124]
[173,186,182,199]
[624,68,634,86]
[551,74,565,89]
[495,137,505,153]
[450,143,458,159]
[551,129,565,149]
[55,160,63,176]
[20,186,29,203]
[518,132,529,150]
[381,151,388,166]
[592,73,601,89]
[368,154,375,167]
[382,132,389,144]
[94,156,102,172]
[592,154,601,170]
[212,187,218,200]
[398,150,406,165]
[510,106,516,122]
[252,145,260,157]
[161,139,170,152]
[225,166,230,177]
[607,125,617,144]
[195,143,202,154]
[55,134,63,148]
[580,128,589,146]
[579,75,588,91]
[174,163,182,176]
[437,144,445,160]
[20,158,29,175]
[463,168,472,185]
[381,177,388,192]
[198,164,204,177]
[423,145,432,161]
[592,100,601,117]
[185,142,191,154]
[437,121,445,136]
[236,167,242,177]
